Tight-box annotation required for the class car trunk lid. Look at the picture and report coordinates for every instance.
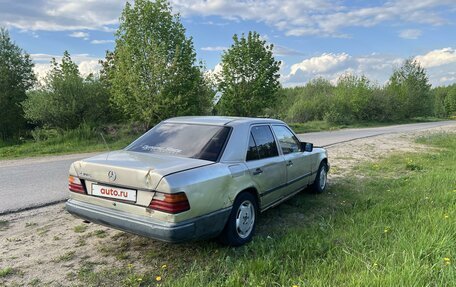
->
[72,150,214,191]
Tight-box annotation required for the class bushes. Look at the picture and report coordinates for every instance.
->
[282,78,333,122]
[386,59,432,119]
[282,75,390,124]
[433,84,456,117]
[281,60,443,125]
[23,52,113,130]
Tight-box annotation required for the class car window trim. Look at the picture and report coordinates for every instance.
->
[246,132,261,161]
[215,126,233,163]
[271,124,302,154]
[245,124,281,161]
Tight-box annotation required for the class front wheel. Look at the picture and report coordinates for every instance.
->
[219,192,258,246]
[311,161,328,193]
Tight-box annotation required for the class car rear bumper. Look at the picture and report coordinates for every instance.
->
[65,199,231,243]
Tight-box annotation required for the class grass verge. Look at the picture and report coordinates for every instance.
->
[0,124,140,160]
[70,132,455,286]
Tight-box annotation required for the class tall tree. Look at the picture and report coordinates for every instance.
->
[23,51,111,129]
[0,28,35,139]
[107,0,212,129]
[217,31,281,117]
[387,58,432,118]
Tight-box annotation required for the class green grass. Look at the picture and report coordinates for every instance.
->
[0,124,140,160]
[93,230,108,238]
[0,267,14,278]
[72,132,455,286]
[55,251,76,263]
[74,224,89,233]
[0,220,9,231]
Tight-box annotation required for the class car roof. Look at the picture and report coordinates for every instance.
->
[164,116,285,127]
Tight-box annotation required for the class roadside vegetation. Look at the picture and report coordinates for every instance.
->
[0,124,139,159]
[1,0,455,159]
[47,132,450,286]
[0,267,14,278]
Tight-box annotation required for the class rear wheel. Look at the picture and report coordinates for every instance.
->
[311,161,328,193]
[219,192,258,246]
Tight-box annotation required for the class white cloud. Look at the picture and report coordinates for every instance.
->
[31,53,102,82]
[171,0,456,37]
[204,63,223,86]
[290,53,351,75]
[33,63,53,83]
[1,0,454,38]
[0,0,125,31]
[91,39,115,44]
[205,63,223,75]
[78,60,102,76]
[201,46,227,51]
[283,47,456,87]
[399,29,422,39]
[69,31,89,40]
[414,47,456,68]
[439,72,456,84]
[273,45,304,57]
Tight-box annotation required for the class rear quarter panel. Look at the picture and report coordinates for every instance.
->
[156,163,255,222]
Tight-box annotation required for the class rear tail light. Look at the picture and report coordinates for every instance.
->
[69,176,85,193]
[148,192,190,214]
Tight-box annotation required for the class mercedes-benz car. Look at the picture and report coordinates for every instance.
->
[66,117,329,246]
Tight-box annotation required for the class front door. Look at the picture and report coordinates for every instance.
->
[245,125,287,207]
[271,125,312,195]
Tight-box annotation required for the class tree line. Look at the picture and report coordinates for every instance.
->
[1,0,455,142]
[277,60,455,124]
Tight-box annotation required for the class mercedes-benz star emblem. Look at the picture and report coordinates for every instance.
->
[108,170,116,181]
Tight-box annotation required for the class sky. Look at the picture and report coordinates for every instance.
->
[1,0,456,87]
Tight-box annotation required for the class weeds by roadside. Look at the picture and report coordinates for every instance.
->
[0,124,141,160]
[0,267,13,278]
[74,224,88,233]
[0,220,9,231]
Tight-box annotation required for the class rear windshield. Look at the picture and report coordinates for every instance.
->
[126,123,230,162]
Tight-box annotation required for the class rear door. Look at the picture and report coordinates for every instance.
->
[271,125,312,194]
[245,125,287,207]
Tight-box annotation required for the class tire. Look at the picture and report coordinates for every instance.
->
[219,192,258,246]
[311,161,328,194]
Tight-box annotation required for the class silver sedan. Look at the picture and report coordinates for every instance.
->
[66,116,329,246]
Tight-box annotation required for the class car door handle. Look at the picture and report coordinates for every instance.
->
[286,160,293,167]
[252,168,263,175]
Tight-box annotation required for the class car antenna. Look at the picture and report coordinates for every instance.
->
[100,132,111,160]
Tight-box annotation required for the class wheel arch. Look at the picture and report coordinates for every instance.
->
[236,187,260,208]
[321,157,328,169]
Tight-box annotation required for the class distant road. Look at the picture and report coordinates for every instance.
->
[1,120,455,214]
[297,120,456,146]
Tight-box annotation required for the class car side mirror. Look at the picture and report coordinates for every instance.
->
[301,142,313,152]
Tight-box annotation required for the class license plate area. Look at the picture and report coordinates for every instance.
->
[92,184,137,202]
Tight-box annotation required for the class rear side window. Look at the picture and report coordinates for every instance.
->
[246,133,260,161]
[247,125,279,160]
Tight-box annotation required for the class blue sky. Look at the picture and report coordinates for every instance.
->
[2,0,456,86]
